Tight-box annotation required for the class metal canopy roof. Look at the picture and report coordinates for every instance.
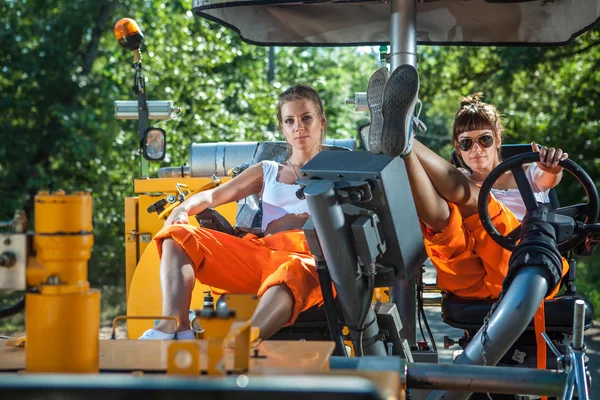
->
[193,0,600,46]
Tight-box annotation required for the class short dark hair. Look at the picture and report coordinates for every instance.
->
[452,92,505,169]
[453,92,505,141]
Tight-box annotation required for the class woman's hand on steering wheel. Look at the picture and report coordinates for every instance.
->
[531,142,569,175]
[164,206,190,227]
[478,152,599,253]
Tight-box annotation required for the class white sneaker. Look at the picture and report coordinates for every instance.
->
[452,349,464,361]
[381,64,420,158]
[366,68,389,154]
[138,329,195,340]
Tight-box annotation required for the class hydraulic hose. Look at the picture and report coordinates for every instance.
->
[427,212,565,400]
[0,297,25,318]
[426,266,549,400]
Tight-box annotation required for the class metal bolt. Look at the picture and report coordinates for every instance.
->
[0,252,16,267]
[46,275,60,285]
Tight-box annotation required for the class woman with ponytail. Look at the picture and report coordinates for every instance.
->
[139,84,328,341]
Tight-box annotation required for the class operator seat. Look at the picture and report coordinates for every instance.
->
[443,144,594,347]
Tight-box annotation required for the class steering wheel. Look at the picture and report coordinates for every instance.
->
[478,152,599,253]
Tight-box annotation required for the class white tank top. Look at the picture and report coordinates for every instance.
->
[260,160,310,231]
[462,163,550,222]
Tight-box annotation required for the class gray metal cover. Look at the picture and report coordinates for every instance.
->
[193,0,599,46]
[190,139,357,177]
[0,234,27,291]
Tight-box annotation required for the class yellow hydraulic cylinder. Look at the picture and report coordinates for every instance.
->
[25,289,100,372]
[30,191,93,287]
[26,191,100,373]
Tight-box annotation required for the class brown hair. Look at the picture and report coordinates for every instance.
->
[276,84,327,151]
[452,92,505,169]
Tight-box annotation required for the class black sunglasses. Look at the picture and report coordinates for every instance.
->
[457,134,495,152]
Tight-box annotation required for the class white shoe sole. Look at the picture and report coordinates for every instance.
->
[381,64,419,158]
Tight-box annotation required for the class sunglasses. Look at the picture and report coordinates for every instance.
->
[457,134,495,152]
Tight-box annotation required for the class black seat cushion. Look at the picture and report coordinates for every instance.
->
[441,293,594,331]
[269,305,331,341]
[290,305,329,326]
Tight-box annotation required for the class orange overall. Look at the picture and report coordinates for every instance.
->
[423,194,568,377]
[154,225,322,325]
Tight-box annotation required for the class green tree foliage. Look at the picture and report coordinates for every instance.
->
[0,0,375,290]
[1,0,599,326]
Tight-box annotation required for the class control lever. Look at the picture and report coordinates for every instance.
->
[541,332,564,370]
[547,299,590,400]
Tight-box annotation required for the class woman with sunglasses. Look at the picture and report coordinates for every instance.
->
[375,69,568,370]
[401,92,569,300]
[370,73,569,298]
[452,93,568,222]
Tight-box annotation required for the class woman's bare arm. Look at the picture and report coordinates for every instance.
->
[165,163,264,225]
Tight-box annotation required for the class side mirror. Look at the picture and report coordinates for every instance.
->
[142,127,166,161]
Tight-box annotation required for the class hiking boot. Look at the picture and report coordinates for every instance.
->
[381,64,420,158]
[366,68,389,153]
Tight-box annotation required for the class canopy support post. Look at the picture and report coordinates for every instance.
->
[388,0,418,347]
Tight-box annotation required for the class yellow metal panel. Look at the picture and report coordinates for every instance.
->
[133,177,231,194]
[1,339,336,374]
[137,194,170,259]
[124,197,139,302]
[167,341,203,376]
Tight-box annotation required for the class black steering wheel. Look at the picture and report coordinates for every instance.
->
[478,152,599,253]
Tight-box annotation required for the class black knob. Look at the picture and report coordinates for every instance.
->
[147,198,168,214]
[0,252,16,267]
[443,335,457,349]
[348,190,363,202]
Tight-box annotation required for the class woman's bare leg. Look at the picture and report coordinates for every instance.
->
[249,284,294,339]
[154,238,197,333]
[403,151,452,232]
[412,139,480,218]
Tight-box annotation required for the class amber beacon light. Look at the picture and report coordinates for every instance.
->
[114,18,144,51]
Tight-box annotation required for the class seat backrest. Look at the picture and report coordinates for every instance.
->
[450,144,560,209]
